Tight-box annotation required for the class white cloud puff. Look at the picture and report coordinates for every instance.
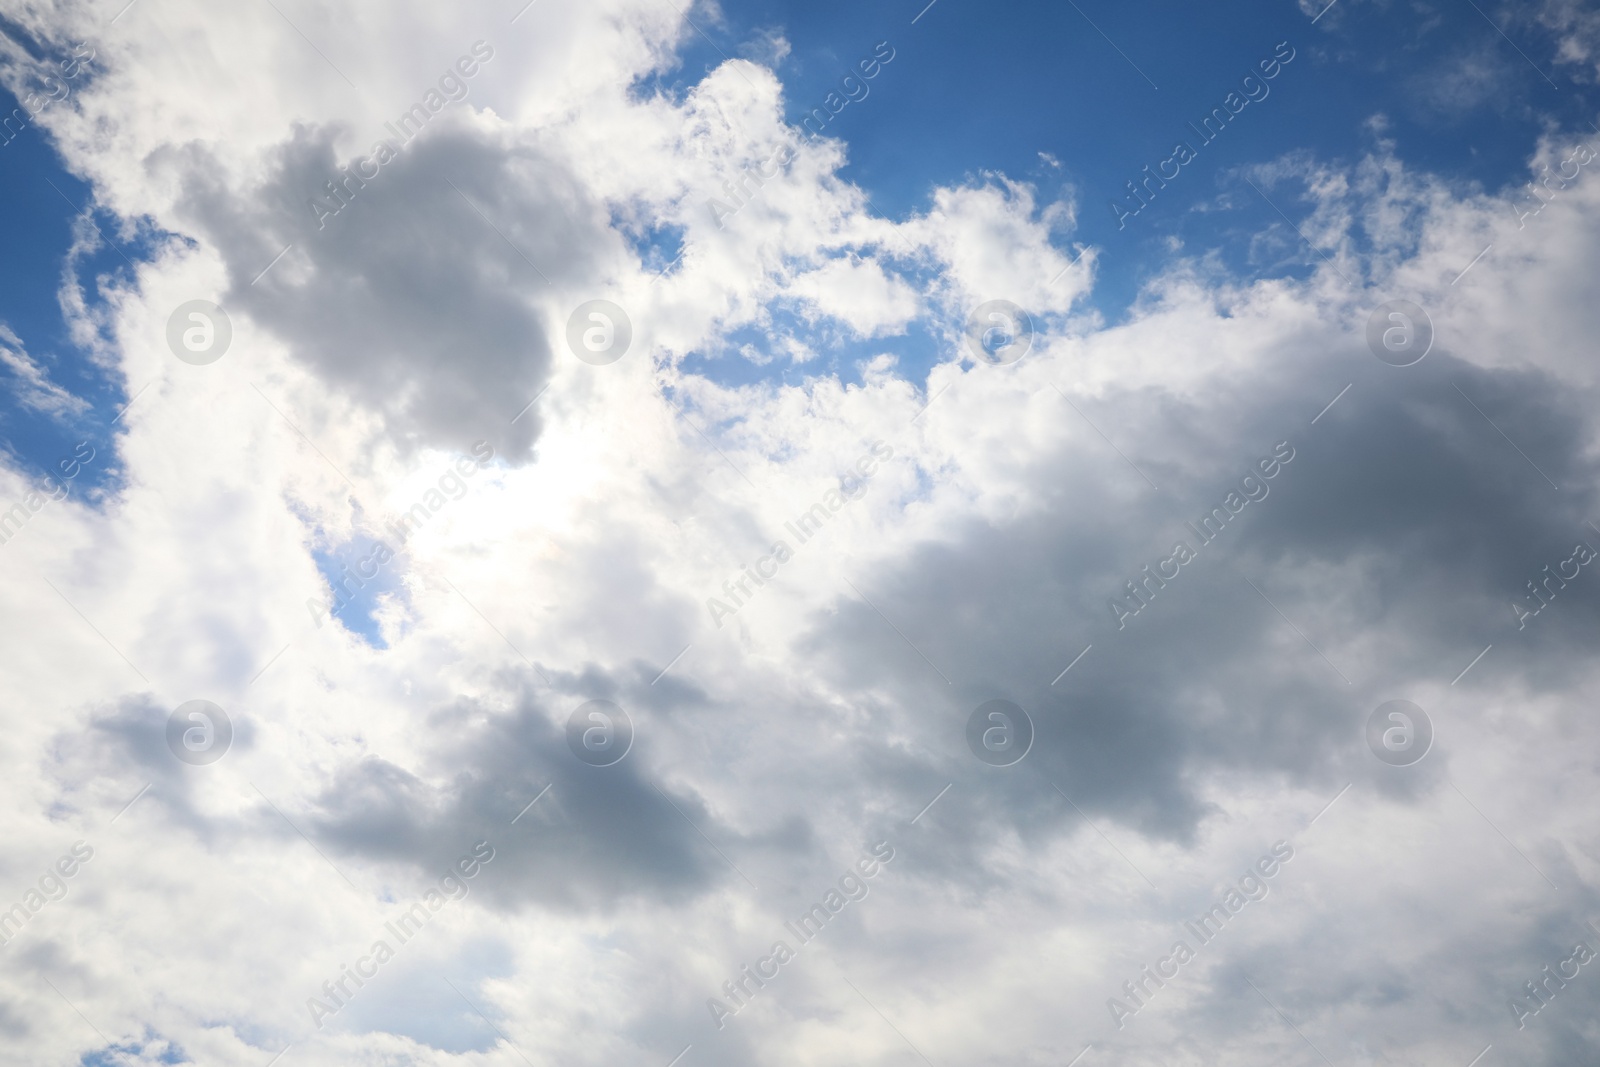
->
[0,3,1598,1067]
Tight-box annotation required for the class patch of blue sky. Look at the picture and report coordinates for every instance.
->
[622,217,687,281]
[312,535,405,649]
[0,87,168,503]
[321,939,517,1055]
[79,1032,189,1066]
[678,259,966,392]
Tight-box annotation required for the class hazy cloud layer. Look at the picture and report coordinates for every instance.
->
[0,1,1597,1066]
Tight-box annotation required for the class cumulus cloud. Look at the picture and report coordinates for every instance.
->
[1,1,1599,1066]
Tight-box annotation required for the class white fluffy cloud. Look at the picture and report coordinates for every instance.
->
[0,2,1598,1067]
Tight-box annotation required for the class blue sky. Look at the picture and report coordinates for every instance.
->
[0,91,148,500]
